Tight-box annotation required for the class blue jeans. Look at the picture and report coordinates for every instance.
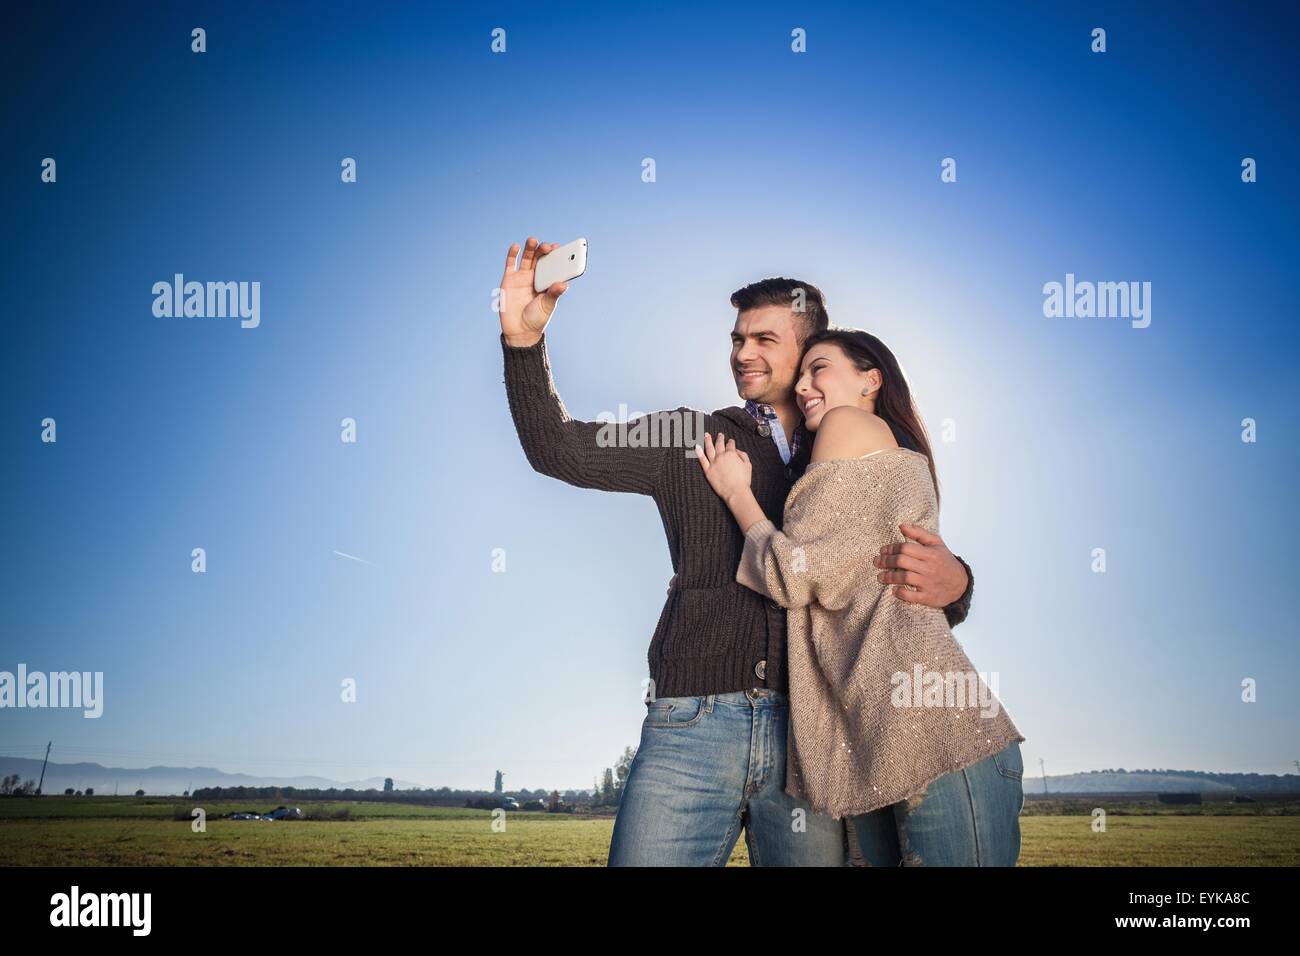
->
[848,741,1025,866]
[607,689,848,866]
[608,690,1025,866]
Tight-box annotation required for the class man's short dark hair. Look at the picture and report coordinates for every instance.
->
[729,277,830,346]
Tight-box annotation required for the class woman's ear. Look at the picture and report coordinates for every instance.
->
[862,368,883,396]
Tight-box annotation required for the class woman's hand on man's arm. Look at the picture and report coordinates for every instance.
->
[695,432,766,531]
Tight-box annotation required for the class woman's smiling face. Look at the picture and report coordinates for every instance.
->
[794,342,882,430]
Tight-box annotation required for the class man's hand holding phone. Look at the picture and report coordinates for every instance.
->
[499,237,568,348]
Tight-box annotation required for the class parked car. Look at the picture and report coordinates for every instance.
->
[228,806,303,821]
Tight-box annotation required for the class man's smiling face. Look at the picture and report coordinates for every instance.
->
[730,305,802,405]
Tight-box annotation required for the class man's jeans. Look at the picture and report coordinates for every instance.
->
[607,689,848,866]
[607,689,1025,867]
[847,740,1025,866]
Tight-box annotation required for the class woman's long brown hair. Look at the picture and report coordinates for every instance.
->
[801,328,940,507]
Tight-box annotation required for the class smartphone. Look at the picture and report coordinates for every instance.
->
[534,238,588,293]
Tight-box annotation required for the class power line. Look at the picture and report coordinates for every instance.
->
[36,741,52,796]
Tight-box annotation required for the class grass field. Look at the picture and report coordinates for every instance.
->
[3,796,1299,866]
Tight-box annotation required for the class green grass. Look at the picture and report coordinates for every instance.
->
[2,797,1297,866]
[0,800,685,866]
[1016,815,1300,866]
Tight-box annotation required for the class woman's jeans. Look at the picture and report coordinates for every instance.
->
[607,688,1025,866]
[848,741,1025,866]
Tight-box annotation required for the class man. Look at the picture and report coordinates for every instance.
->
[498,237,973,865]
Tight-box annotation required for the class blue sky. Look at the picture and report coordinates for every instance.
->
[3,0,1297,790]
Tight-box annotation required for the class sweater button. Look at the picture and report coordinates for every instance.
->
[754,659,767,680]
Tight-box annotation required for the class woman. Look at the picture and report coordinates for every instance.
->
[696,328,1026,866]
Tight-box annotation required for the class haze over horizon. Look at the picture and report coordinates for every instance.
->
[4,753,1299,801]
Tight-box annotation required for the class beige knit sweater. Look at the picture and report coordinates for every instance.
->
[737,448,1024,819]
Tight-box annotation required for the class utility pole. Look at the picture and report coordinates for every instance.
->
[1039,757,1049,795]
[36,741,52,797]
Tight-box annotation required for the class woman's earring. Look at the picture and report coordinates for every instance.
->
[861,387,871,396]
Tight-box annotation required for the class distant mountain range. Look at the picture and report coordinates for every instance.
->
[0,757,426,795]
[2,757,1296,797]
[1023,770,1299,794]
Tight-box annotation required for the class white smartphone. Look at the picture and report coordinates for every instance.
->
[534,238,588,293]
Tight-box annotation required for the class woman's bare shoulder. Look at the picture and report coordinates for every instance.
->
[810,406,898,463]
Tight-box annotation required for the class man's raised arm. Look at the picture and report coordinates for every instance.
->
[499,237,669,495]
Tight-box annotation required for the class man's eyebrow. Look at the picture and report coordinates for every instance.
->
[732,329,780,339]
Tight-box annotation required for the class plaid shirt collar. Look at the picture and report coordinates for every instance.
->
[743,399,805,463]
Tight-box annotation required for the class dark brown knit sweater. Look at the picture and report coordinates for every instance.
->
[501,332,973,698]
